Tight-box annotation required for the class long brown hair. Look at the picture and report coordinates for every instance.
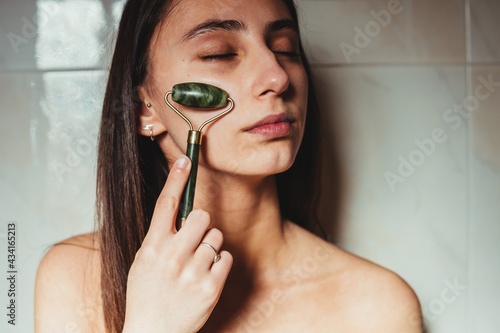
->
[96,0,326,331]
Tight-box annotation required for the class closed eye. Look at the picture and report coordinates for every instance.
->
[274,51,300,58]
[200,53,237,60]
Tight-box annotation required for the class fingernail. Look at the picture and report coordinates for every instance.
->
[175,156,189,169]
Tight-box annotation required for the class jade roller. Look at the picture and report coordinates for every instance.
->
[164,82,234,224]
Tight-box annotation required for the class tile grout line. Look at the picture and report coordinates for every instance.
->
[464,0,472,331]
[3,63,500,74]
[310,62,500,68]
[0,67,109,74]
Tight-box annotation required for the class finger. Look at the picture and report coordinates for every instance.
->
[210,250,232,279]
[175,209,212,252]
[195,228,224,269]
[144,156,191,244]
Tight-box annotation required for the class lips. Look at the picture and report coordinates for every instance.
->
[244,113,296,138]
[244,114,296,132]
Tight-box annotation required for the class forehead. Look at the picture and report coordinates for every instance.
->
[164,0,293,38]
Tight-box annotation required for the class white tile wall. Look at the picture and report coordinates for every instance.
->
[298,0,466,64]
[0,0,499,332]
[470,0,500,63]
[0,70,105,332]
[0,0,122,71]
[0,0,38,70]
[313,65,469,331]
[469,66,500,332]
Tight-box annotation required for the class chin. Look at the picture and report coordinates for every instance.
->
[202,136,301,176]
[226,149,297,177]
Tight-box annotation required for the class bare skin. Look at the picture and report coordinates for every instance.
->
[35,0,423,332]
[35,226,422,332]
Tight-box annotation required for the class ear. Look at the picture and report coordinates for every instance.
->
[136,86,167,139]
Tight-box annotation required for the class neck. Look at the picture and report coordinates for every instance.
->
[193,167,291,282]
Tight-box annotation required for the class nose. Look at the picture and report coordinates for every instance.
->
[250,48,290,98]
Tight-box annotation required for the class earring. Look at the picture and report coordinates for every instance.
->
[142,124,155,141]
[146,103,151,107]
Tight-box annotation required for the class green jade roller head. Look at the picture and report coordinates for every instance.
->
[172,82,228,109]
[164,82,234,226]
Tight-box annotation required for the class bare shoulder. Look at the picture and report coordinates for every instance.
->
[332,247,423,332]
[35,232,104,332]
[286,223,423,332]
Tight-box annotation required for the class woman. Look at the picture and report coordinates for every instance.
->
[35,0,423,332]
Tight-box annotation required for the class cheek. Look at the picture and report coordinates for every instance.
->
[197,115,241,153]
[296,67,309,105]
[161,106,232,158]
[156,101,193,154]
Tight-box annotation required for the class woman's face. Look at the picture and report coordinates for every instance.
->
[144,0,308,177]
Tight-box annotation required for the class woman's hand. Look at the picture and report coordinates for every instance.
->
[122,156,233,333]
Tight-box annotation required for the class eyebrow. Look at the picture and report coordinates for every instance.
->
[182,19,246,41]
[181,18,298,42]
[267,19,299,34]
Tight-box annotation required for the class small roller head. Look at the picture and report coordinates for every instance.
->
[172,82,228,109]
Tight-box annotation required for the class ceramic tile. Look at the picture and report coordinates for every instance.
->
[469,66,500,332]
[313,65,467,330]
[297,0,466,64]
[0,70,106,331]
[470,67,500,171]
[0,0,39,70]
[470,0,500,63]
[0,70,105,238]
[0,0,124,71]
